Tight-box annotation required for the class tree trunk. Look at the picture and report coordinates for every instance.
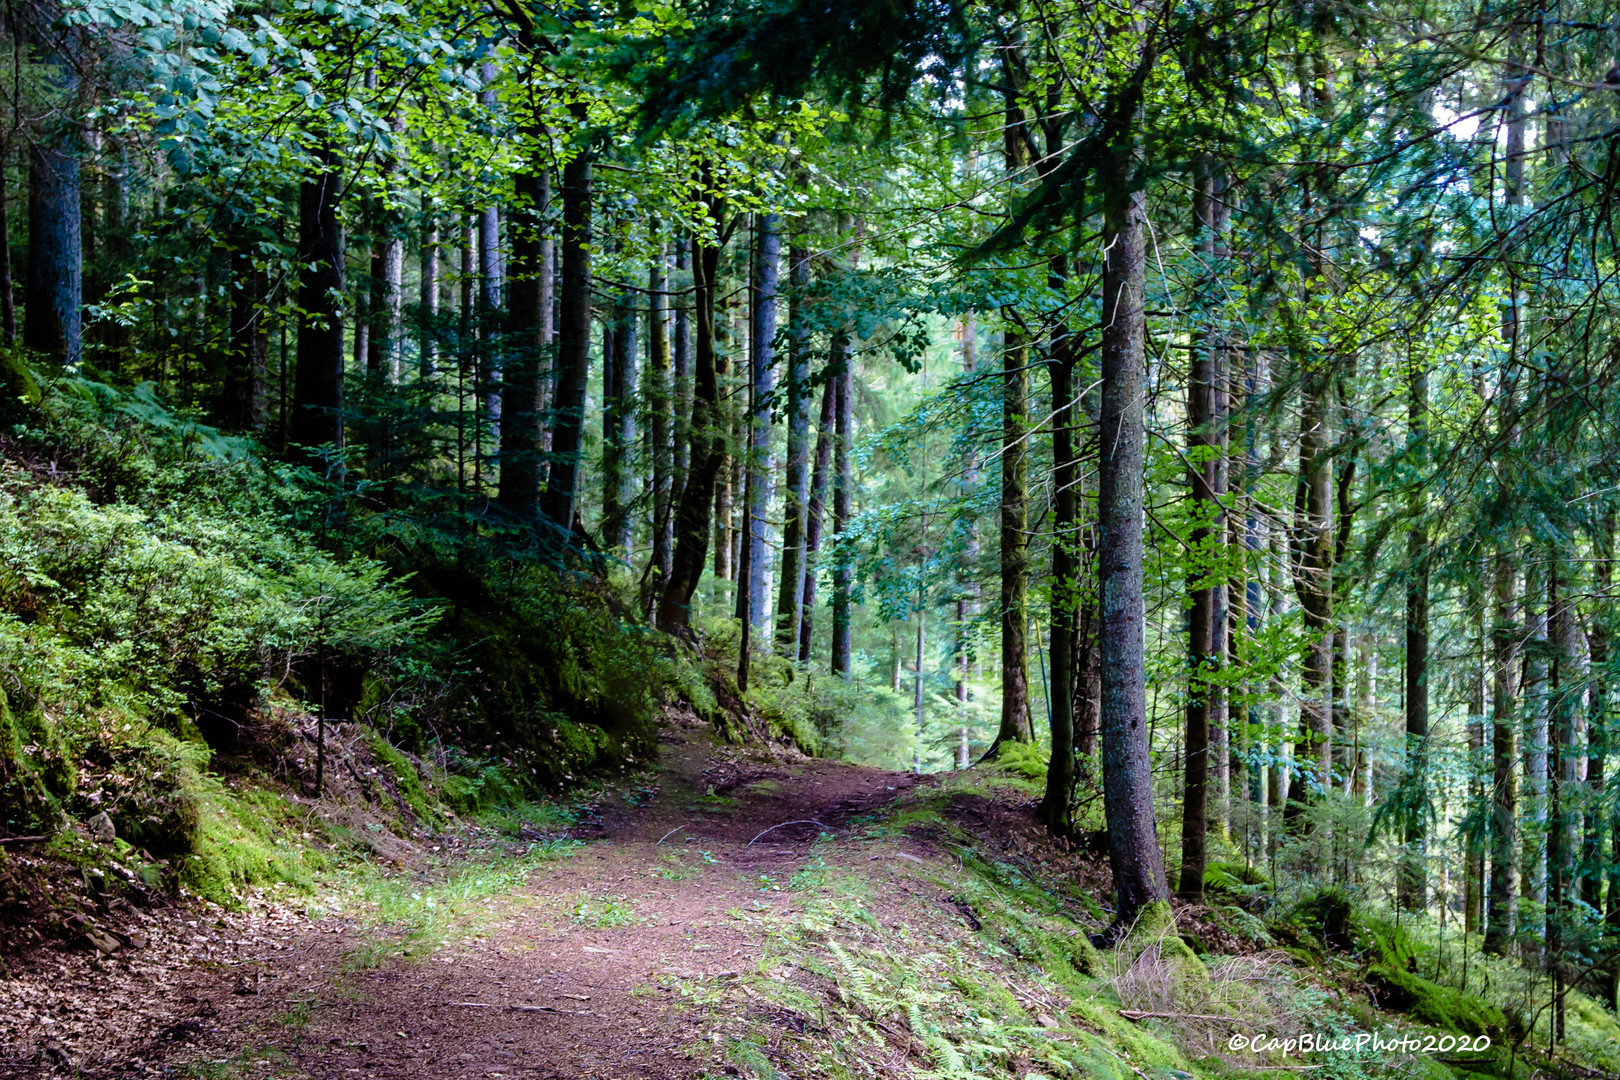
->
[497,168,549,516]
[745,212,778,631]
[1484,38,1527,957]
[1485,554,1519,955]
[604,277,638,551]
[1096,124,1169,938]
[225,247,269,431]
[1581,511,1611,914]
[830,329,854,677]
[775,239,811,655]
[957,315,983,763]
[1,143,16,343]
[419,197,438,377]
[657,181,725,630]
[647,245,674,608]
[539,126,593,539]
[673,236,692,495]
[291,150,345,454]
[1399,358,1429,911]
[24,97,81,366]
[1524,556,1549,940]
[1039,310,1076,837]
[1178,162,1224,901]
[801,372,836,662]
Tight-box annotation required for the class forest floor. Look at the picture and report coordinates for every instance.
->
[10,710,1051,1079]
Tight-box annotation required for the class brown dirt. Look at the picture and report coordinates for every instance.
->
[2,713,923,1079]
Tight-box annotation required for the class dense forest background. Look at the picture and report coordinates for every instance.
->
[4,0,1620,1064]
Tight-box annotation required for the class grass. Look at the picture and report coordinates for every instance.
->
[571,894,641,928]
[328,837,583,969]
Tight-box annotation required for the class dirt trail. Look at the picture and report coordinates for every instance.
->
[57,716,921,1079]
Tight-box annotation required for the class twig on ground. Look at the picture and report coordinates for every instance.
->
[448,1002,593,1016]
[748,821,834,845]
[655,825,687,845]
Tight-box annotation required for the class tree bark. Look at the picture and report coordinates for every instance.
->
[1485,554,1519,955]
[539,126,593,540]
[658,180,725,629]
[1581,510,1611,914]
[801,371,836,661]
[830,326,855,677]
[1484,38,1527,957]
[498,168,549,516]
[1399,357,1429,911]
[291,149,345,454]
[744,213,779,634]
[1178,162,1225,900]
[0,143,16,343]
[1039,311,1076,837]
[603,275,638,551]
[775,238,811,656]
[225,247,269,431]
[24,96,81,366]
[1096,122,1169,937]
[419,196,438,377]
[647,245,674,607]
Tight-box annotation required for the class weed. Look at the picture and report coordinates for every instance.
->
[788,857,827,891]
[572,895,639,928]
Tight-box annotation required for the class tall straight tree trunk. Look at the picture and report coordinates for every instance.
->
[1399,357,1429,911]
[0,142,14,344]
[603,279,638,551]
[829,217,859,676]
[1581,511,1611,914]
[1484,40,1527,957]
[24,81,81,366]
[992,39,1033,751]
[1548,553,1578,1040]
[539,122,592,539]
[477,61,503,444]
[647,245,674,606]
[1466,596,1485,933]
[673,236,692,493]
[226,247,269,431]
[744,213,778,632]
[1096,98,1169,938]
[419,196,438,377]
[801,374,836,662]
[1039,293,1076,836]
[775,238,811,655]
[498,168,549,516]
[658,177,725,629]
[1485,554,1520,955]
[1524,556,1549,941]
[291,149,345,453]
[1178,162,1225,900]
[830,333,854,677]
[957,315,984,764]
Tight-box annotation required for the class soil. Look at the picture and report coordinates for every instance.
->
[2,712,928,1079]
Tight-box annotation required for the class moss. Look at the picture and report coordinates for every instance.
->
[367,730,437,825]
[1366,962,1505,1038]
[181,779,316,906]
[1069,926,1106,976]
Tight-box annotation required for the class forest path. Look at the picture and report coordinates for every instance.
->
[164,714,921,1080]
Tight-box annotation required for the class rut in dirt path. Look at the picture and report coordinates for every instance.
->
[157,718,922,1080]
